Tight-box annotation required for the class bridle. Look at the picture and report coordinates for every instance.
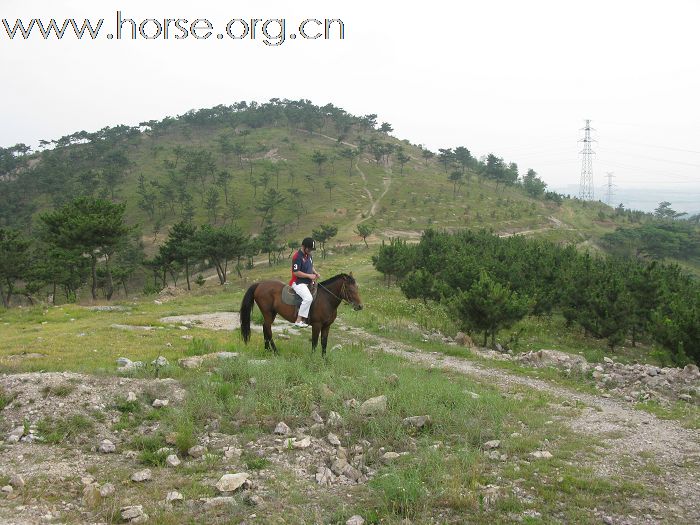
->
[317,279,353,306]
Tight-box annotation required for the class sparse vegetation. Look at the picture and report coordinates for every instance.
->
[36,414,93,444]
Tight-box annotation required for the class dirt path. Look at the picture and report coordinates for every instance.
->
[335,324,700,523]
[498,216,576,238]
[354,162,375,219]
[294,127,393,229]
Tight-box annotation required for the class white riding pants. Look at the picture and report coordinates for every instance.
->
[291,282,313,318]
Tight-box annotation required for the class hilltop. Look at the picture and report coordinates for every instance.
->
[1,99,631,252]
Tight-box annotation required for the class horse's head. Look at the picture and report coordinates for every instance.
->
[342,273,363,311]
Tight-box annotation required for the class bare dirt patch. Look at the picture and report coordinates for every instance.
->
[380,229,423,240]
[159,312,301,336]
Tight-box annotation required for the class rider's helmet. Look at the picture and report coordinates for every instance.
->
[302,237,316,251]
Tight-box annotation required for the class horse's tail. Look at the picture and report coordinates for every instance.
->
[240,283,259,344]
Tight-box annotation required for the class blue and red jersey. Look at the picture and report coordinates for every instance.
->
[290,249,314,285]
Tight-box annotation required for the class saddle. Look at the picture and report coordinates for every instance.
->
[282,283,318,306]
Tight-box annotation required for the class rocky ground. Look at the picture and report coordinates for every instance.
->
[1,313,699,524]
[337,324,700,525]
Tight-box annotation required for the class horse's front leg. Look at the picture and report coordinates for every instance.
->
[320,325,331,358]
[311,324,320,354]
[263,313,278,355]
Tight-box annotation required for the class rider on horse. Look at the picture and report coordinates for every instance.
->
[290,237,320,328]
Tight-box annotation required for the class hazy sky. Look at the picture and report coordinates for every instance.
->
[2,0,699,202]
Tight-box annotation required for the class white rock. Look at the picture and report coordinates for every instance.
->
[530,451,553,459]
[9,474,24,488]
[274,422,291,435]
[1,485,13,494]
[215,352,239,359]
[166,454,181,467]
[99,439,116,453]
[7,427,24,443]
[330,458,361,481]
[178,356,203,369]
[99,483,115,497]
[152,356,169,367]
[382,452,401,463]
[327,433,341,446]
[188,445,206,458]
[166,491,183,504]
[315,466,334,485]
[359,395,387,416]
[245,494,264,506]
[328,411,343,426]
[347,516,365,525]
[402,415,431,429]
[81,475,95,486]
[127,391,137,402]
[202,496,235,508]
[484,440,501,450]
[223,447,242,459]
[215,472,249,493]
[131,469,152,482]
[152,399,169,408]
[292,436,311,449]
[120,505,146,521]
[116,357,133,367]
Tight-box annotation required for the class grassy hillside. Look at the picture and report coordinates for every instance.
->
[1,100,630,253]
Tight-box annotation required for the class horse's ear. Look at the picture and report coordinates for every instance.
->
[349,272,353,277]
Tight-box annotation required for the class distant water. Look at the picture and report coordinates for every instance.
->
[552,185,700,215]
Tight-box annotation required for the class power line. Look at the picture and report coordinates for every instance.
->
[609,138,700,155]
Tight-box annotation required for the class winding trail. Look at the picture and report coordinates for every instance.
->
[336,323,700,524]
[294,127,394,230]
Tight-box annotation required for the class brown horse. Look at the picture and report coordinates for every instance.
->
[240,273,363,357]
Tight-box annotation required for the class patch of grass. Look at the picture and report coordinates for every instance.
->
[635,399,700,429]
[242,451,270,471]
[370,465,427,519]
[130,433,167,452]
[129,434,170,466]
[139,449,170,467]
[112,396,142,414]
[184,337,221,357]
[251,308,264,325]
[41,383,75,397]
[36,414,94,444]
[167,412,197,455]
[0,387,16,410]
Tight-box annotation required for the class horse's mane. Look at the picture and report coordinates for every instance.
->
[319,273,355,286]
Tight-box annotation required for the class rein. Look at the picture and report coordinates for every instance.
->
[317,280,351,305]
